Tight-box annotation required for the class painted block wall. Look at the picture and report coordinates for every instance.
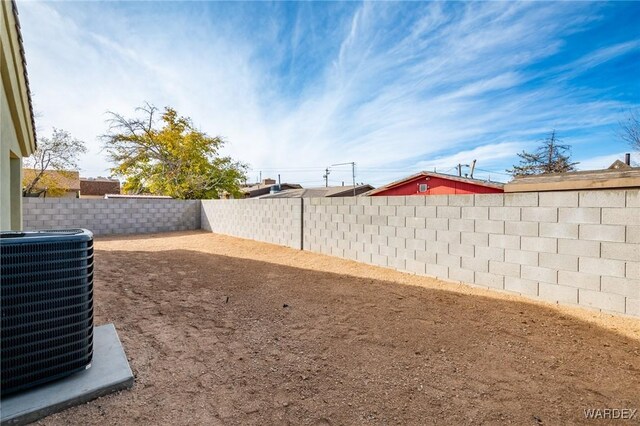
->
[22,197,201,235]
[200,198,302,250]
[202,190,640,317]
[21,191,639,316]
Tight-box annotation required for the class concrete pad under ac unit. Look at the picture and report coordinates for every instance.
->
[0,324,134,425]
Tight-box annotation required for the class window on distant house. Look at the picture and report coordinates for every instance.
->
[419,184,428,192]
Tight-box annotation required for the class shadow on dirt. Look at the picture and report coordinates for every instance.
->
[46,246,637,426]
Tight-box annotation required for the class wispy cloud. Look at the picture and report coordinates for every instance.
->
[19,1,640,187]
[577,152,639,171]
[549,40,640,81]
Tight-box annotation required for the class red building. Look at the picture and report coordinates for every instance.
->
[367,172,504,196]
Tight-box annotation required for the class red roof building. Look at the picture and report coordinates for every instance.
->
[367,172,504,196]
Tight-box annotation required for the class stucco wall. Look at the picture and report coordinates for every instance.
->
[1,0,36,230]
[23,197,201,235]
[1,78,23,230]
[201,190,640,317]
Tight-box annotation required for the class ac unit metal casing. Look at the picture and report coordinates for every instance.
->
[1,229,94,395]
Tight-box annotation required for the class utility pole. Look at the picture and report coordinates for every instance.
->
[352,163,355,196]
[323,167,330,187]
[332,162,356,196]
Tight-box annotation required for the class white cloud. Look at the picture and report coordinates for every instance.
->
[576,152,639,170]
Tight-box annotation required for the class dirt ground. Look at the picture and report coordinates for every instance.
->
[36,231,640,425]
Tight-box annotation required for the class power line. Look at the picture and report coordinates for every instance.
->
[248,168,325,172]
[249,166,458,173]
[474,168,512,176]
[247,165,514,183]
[248,170,334,174]
[331,162,356,196]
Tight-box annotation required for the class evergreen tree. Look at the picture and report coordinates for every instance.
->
[508,130,578,177]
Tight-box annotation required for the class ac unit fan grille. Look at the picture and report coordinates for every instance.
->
[1,229,94,395]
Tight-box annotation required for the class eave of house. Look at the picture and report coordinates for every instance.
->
[1,0,36,156]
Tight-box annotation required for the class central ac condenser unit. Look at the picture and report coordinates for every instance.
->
[1,229,94,395]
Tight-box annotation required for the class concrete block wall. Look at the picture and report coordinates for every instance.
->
[26,189,630,316]
[201,199,302,249]
[22,197,201,235]
[300,190,639,317]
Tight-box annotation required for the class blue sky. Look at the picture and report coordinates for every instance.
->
[19,1,640,186]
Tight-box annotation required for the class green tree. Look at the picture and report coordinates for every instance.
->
[103,104,248,199]
[508,130,578,177]
[23,128,87,196]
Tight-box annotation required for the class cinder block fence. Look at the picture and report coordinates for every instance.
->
[22,197,201,235]
[202,190,640,317]
[200,198,302,250]
[21,191,639,317]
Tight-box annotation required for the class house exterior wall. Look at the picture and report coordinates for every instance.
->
[1,64,24,229]
[371,176,503,196]
[9,155,21,228]
[1,0,36,230]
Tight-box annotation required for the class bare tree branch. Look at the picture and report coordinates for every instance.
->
[618,110,640,153]
[23,129,87,196]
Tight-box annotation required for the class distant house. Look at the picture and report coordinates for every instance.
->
[505,157,640,193]
[80,177,121,199]
[367,172,504,196]
[242,178,302,198]
[260,184,374,199]
[22,169,81,198]
[608,159,633,171]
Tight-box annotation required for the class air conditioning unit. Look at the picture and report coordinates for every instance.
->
[1,229,94,395]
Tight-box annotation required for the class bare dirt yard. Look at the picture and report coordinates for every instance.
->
[38,231,639,425]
